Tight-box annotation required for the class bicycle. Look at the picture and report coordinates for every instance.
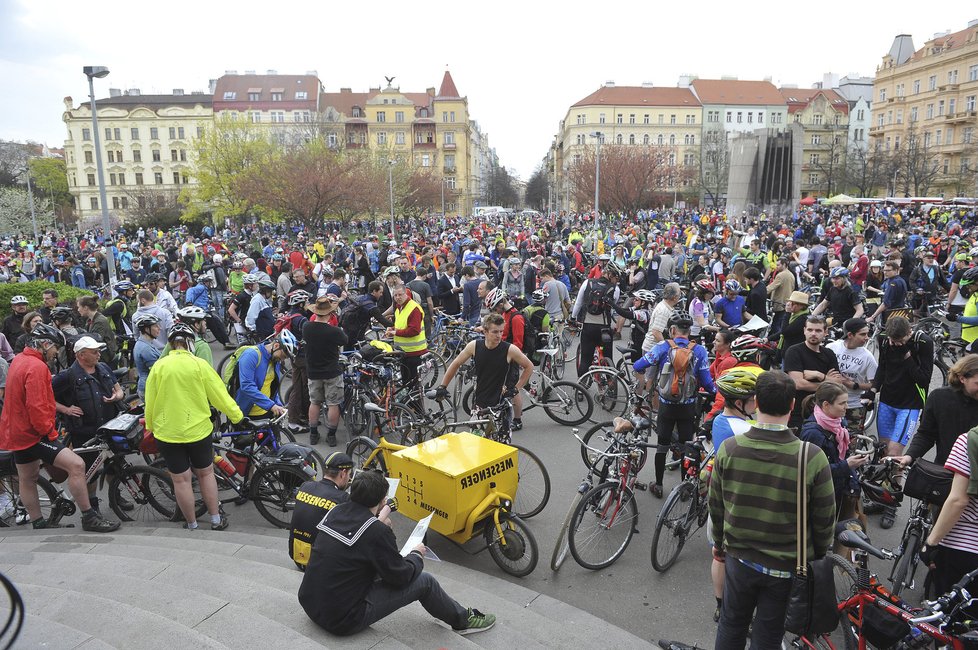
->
[458,365,594,427]
[577,331,633,418]
[344,431,539,577]
[650,434,713,572]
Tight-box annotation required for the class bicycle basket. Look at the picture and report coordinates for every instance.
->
[904,458,953,506]
[98,413,143,454]
[856,604,910,649]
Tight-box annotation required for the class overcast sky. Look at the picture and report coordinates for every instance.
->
[1,0,975,180]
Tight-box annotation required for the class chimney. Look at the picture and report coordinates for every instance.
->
[109,88,122,97]
[63,97,74,110]
[720,75,738,81]
[677,75,691,88]
[969,18,978,28]
[208,79,217,94]
[266,69,277,75]
[191,91,205,95]
[173,89,184,95]
[604,80,615,87]
[306,70,318,76]
[245,70,256,75]
[340,88,352,93]
[764,75,773,83]
[127,88,140,96]
[427,87,436,96]
[641,81,654,88]
[225,70,237,75]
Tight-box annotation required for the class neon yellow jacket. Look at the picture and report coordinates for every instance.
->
[144,349,243,444]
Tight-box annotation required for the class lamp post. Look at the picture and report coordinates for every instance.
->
[388,158,396,240]
[83,65,117,287]
[590,131,602,228]
[23,163,39,244]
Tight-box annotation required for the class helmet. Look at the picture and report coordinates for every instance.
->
[272,443,320,466]
[277,329,298,358]
[830,267,851,279]
[271,253,284,261]
[969,247,978,257]
[724,279,742,293]
[960,267,978,289]
[861,476,903,507]
[258,278,276,291]
[133,312,161,331]
[484,288,506,310]
[242,273,258,285]
[50,306,74,322]
[530,289,547,304]
[176,306,207,322]
[869,259,883,268]
[29,323,66,348]
[381,266,401,278]
[199,271,215,284]
[167,322,196,343]
[113,280,134,292]
[956,252,970,262]
[721,247,733,257]
[9,295,27,306]
[288,290,312,306]
[144,272,162,283]
[632,289,656,303]
[597,254,612,262]
[232,261,243,270]
[730,334,769,361]
[716,367,760,401]
[666,310,694,330]
[606,261,624,276]
[213,254,223,264]
[695,279,716,294]
[913,246,927,257]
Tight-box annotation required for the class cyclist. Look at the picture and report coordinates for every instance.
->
[949,266,978,352]
[811,267,863,324]
[571,262,621,377]
[304,296,348,447]
[228,273,258,341]
[634,310,715,498]
[385,283,427,398]
[132,313,162,399]
[713,279,747,329]
[866,260,908,325]
[825,317,878,439]
[1,295,29,343]
[103,280,137,336]
[643,282,682,350]
[234,329,296,419]
[75,296,117,367]
[161,306,214,365]
[484,289,531,430]
[0,324,118,531]
[144,272,178,316]
[289,451,354,570]
[144,322,244,531]
[611,289,655,364]
[438,311,534,421]
[704,334,767,423]
[132,289,173,347]
[338,280,393,352]
[246,278,277,341]
[185,273,234,349]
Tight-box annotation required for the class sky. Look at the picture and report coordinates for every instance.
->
[1,0,976,181]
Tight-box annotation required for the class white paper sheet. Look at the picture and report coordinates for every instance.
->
[399,512,440,560]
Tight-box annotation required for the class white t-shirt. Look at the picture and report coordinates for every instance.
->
[795,246,810,268]
[941,434,978,553]
[827,340,878,408]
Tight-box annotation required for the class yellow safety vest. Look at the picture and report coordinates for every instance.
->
[394,299,427,353]
[964,294,978,344]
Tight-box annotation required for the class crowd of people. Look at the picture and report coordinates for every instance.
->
[1,200,978,643]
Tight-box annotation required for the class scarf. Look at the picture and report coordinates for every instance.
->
[814,405,849,458]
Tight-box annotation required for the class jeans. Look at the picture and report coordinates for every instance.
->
[351,571,467,634]
[768,310,787,341]
[716,557,792,650]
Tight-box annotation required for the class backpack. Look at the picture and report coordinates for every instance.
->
[511,309,539,364]
[274,312,303,336]
[339,297,372,342]
[585,278,614,316]
[221,345,257,395]
[656,340,699,402]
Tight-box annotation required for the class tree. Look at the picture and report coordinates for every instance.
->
[895,123,942,196]
[567,144,689,214]
[809,126,849,196]
[122,187,185,229]
[398,166,443,220]
[28,157,75,228]
[842,143,895,197]
[524,166,547,211]
[485,159,518,207]
[698,126,729,207]
[0,141,29,188]
[0,186,55,237]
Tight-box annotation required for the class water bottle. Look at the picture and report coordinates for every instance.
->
[214,454,237,476]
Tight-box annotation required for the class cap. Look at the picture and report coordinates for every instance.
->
[323,452,354,470]
[73,336,107,353]
[788,290,810,305]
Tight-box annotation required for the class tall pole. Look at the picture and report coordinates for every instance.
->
[388,160,395,240]
[24,164,39,244]
[441,177,445,217]
[86,69,117,287]
[592,132,602,229]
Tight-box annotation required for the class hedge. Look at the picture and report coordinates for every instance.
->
[0,281,94,320]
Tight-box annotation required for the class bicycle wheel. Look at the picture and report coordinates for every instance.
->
[550,491,585,572]
[568,481,638,570]
[510,444,550,519]
[109,465,192,523]
[0,475,58,527]
[829,553,859,650]
[579,420,615,469]
[250,463,309,529]
[417,351,446,391]
[542,380,594,426]
[890,529,920,597]
[387,403,426,447]
[346,437,387,473]
[651,481,697,572]
[484,512,539,577]
[579,368,631,418]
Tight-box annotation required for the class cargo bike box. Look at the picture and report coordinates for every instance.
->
[386,432,518,538]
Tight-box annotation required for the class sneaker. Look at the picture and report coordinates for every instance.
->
[115,496,134,512]
[862,498,884,515]
[457,608,495,635]
[309,431,321,446]
[82,511,120,533]
[881,508,896,530]
[182,522,199,530]
[223,343,236,350]
[211,514,229,531]
[326,435,337,448]
[511,419,523,432]
[651,484,663,499]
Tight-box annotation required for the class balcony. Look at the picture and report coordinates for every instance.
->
[444,166,456,174]
[443,142,456,150]
[414,140,436,149]
[946,111,977,124]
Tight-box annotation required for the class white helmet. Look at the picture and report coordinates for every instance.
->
[242,273,258,285]
[213,254,223,264]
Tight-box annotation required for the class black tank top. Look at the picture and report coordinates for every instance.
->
[474,340,511,408]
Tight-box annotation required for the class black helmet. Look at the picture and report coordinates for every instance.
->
[30,323,66,348]
[667,310,694,330]
[50,306,75,322]
[961,266,978,290]
[144,272,163,283]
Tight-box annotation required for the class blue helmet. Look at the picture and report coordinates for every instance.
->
[830,267,851,279]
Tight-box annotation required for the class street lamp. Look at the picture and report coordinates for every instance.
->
[590,131,603,228]
[22,162,38,244]
[83,65,117,287]
[388,159,396,240]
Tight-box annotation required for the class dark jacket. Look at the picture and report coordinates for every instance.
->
[905,386,978,465]
[437,274,461,315]
[798,415,859,509]
[298,501,423,635]
[52,361,120,443]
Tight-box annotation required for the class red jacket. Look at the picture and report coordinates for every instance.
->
[503,307,525,351]
[0,348,58,450]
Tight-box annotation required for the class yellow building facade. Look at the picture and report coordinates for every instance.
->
[781,88,851,198]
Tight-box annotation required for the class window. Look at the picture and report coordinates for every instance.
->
[171,149,178,161]
[223,91,236,100]
[377,111,386,123]
[878,114,884,127]
[132,149,141,162]
[643,134,649,145]
[271,92,282,101]
[810,153,820,165]
[857,109,865,121]
[629,114,635,124]
[911,106,918,121]
[924,132,932,147]
[736,112,743,123]
[772,112,783,124]
[644,114,650,124]
[894,135,901,149]
[616,134,623,144]
[82,128,90,141]
[670,114,676,125]
[250,111,260,123]
[87,173,95,186]
[879,88,887,102]
[271,111,284,123]
[970,65,978,82]
[912,80,920,94]
[444,131,455,145]
[813,114,823,125]
[248,92,260,101]
[152,149,161,162]
[173,172,180,185]
[180,149,187,162]
[150,127,158,139]
[938,100,945,116]
[327,132,337,148]
[886,111,892,124]
[444,154,455,170]
[684,134,692,145]
[178,127,185,138]
[947,127,954,144]
[896,83,904,97]
[684,153,695,166]
[747,112,753,123]
[395,111,404,123]
[377,132,387,145]
[154,172,163,185]
[167,127,175,139]
[616,114,623,124]
[669,134,675,145]
[967,96,977,112]
[197,126,205,138]
[295,91,307,100]
[575,134,583,145]
[928,75,937,91]
[811,134,821,145]
[577,114,586,125]
[599,113,606,124]
[963,158,971,173]
[944,158,951,174]
[84,150,93,163]
[855,128,863,142]
[686,114,695,125]
[130,127,139,139]
[421,154,430,167]
[104,128,112,140]
[726,112,732,123]
[896,110,903,124]
[135,173,143,185]
[949,70,958,84]
[90,197,98,210]
[657,134,664,145]
[809,174,819,185]
[112,196,120,209]
[395,132,405,145]
[950,99,957,114]
[926,104,934,119]
[936,129,942,145]
[110,173,118,185]
[628,134,635,145]
[445,177,456,190]
[352,107,362,118]
[658,114,664,125]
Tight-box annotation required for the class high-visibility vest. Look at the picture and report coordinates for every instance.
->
[964,294,978,344]
[394,299,427,353]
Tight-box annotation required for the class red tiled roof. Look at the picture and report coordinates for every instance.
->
[911,25,978,61]
[438,71,460,98]
[212,74,321,111]
[571,86,700,108]
[690,79,785,106]
[778,88,850,115]
[320,90,434,119]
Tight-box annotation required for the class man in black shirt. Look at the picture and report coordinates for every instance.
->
[289,451,353,570]
[783,315,843,429]
[811,267,863,324]
[303,297,349,447]
[299,471,495,636]
[743,268,767,322]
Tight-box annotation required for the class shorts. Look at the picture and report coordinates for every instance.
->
[13,438,65,465]
[876,402,921,446]
[156,436,214,474]
[308,375,344,407]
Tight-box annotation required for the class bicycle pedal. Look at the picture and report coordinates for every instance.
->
[634,481,648,491]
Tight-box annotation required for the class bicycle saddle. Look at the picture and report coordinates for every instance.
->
[113,367,131,378]
[613,417,633,433]
[615,345,633,355]
[364,402,386,414]
[837,527,888,559]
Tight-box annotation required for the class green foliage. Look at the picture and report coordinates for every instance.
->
[0,186,55,237]
[524,167,547,211]
[28,158,71,207]
[0,281,93,320]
